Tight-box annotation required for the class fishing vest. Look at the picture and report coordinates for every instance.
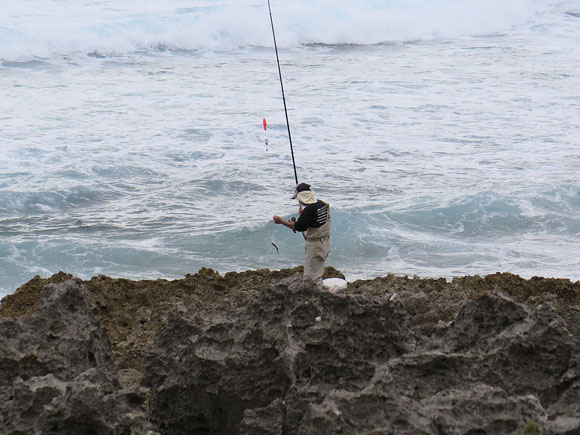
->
[304,202,330,241]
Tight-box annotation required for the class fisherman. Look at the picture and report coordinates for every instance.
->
[273,183,331,286]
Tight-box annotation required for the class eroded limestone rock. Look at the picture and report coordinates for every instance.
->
[1,270,579,434]
[0,279,153,434]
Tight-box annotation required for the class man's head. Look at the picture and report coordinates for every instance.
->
[291,183,311,199]
[291,182,317,205]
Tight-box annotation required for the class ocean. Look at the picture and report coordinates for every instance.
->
[1,0,579,298]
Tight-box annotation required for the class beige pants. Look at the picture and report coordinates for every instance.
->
[303,238,331,285]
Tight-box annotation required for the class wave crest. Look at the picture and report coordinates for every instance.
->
[0,0,561,61]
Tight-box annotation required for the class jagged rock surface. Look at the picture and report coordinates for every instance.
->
[0,279,153,434]
[300,294,580,434]
[1,270,580,434]
[142,276,415,434]
[143,279,580,435]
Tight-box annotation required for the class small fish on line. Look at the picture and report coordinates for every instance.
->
[272,242,279,253]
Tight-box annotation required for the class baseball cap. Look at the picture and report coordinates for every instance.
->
[291,183,311,199]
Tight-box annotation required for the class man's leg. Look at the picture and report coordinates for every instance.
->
[303,240,330,286]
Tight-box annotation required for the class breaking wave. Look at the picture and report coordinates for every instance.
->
[0,0,566,61]
[3,185,578,297]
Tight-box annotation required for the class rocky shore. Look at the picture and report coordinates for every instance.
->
[1,268,580,434]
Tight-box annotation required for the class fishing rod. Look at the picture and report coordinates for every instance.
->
[267,0,299,185]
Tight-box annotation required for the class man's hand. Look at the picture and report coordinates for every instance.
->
[273,215,296,231]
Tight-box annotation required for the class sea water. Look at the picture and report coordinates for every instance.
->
[1,0,580,297]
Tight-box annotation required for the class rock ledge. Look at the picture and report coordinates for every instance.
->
[1,269,579,434]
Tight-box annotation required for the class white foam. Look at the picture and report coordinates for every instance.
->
[2,0,580,298]
[0,0,561,61]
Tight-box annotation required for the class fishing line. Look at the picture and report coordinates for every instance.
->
[267,0,299,185]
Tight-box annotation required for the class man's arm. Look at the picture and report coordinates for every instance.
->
[273,215,296,230]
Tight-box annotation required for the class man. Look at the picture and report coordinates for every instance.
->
[273,183,331,286]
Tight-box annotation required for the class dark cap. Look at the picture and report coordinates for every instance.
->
[291,182,311,199]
